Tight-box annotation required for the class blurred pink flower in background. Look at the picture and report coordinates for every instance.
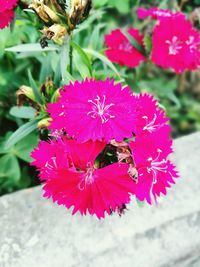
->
[104,28,146,68]
[0,0,18,12]
[137,7,184,20]
[0,0,18,29]
[0,9,15,29]
[151,14,200,73]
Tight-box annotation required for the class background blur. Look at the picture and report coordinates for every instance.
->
[0,0,200,196]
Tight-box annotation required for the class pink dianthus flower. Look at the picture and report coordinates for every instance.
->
[130,129,178,204]
[104,28,146,68]
[132,94,169,136]
[137,7,184,20]
[48,79,137,143]
[151,14,200,73]
[31,138,135,219]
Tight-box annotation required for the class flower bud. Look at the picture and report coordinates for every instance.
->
[29,0,60,24]
[69,0,92,30]
[41,24,67,45]
[16,86,36,106]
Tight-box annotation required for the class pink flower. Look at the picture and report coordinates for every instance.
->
[137,7,184,20]
[151,14,200,73]
[31,139,70,180]
[104,28,146,68]
[130,130,178,204]
[0,9,14,29]
[0,0,18,12]
[48,79,136,143]
[31,138,135,219]
[132,94,169,136]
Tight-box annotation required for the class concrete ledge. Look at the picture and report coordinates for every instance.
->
[0,132,200,267]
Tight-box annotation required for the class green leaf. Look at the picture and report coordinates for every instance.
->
[28,69,44,105]
[0,133,12,155]
[5,43,59,53]
[0,155,20,182]
[89,23,105,51]
[5,119,38,149]
[84,48,121,78]
[109,0,130,14]
[39,54,53,83]
[93,0,108,7]
[16,166,32,189]
[71,41,93,77]
[60,37,69,81]
[144,34,152,55]
[15,133,39,162]
[122,30,146,56]
[10,106,36,119]
[74,9,105,35]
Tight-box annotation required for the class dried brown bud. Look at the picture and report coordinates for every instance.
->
[16,86,36,106]
[41,24,67,45]
[29,0,61,24]
[128,164,138,183]
[69,0,92,30]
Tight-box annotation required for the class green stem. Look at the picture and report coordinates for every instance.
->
[69,35,73,75]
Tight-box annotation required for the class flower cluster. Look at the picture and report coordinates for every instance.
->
[0,0,18,29]
[31,79,178,219]
[105,8,200,73]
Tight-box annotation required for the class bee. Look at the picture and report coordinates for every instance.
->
[40,36,49,48]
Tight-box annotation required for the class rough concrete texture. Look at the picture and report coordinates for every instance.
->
[0,132,200,267]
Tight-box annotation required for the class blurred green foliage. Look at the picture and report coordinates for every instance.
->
[0,0,200,195]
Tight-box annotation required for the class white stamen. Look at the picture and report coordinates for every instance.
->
[87,95,115,124]
[78,163,94,191]
[147,149,168,204]
[119,42,132,52]
[78,167,94,191]
[154,10,171,17]
[186,36,198,53]
[143,114,160,133]
[45,157,58,174]
[166,36,182,55]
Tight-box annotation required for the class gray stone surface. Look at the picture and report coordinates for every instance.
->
[0,133,200,267]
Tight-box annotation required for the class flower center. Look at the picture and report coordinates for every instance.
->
[119,42,132,52]
[186,36,198,53]
[78,165,95,191]
[154,10,171,17]
[147,149,167,184]
[142,114,160,133]
[166,36,182,55]
[87,95,115,124]
[45,156,57,175]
